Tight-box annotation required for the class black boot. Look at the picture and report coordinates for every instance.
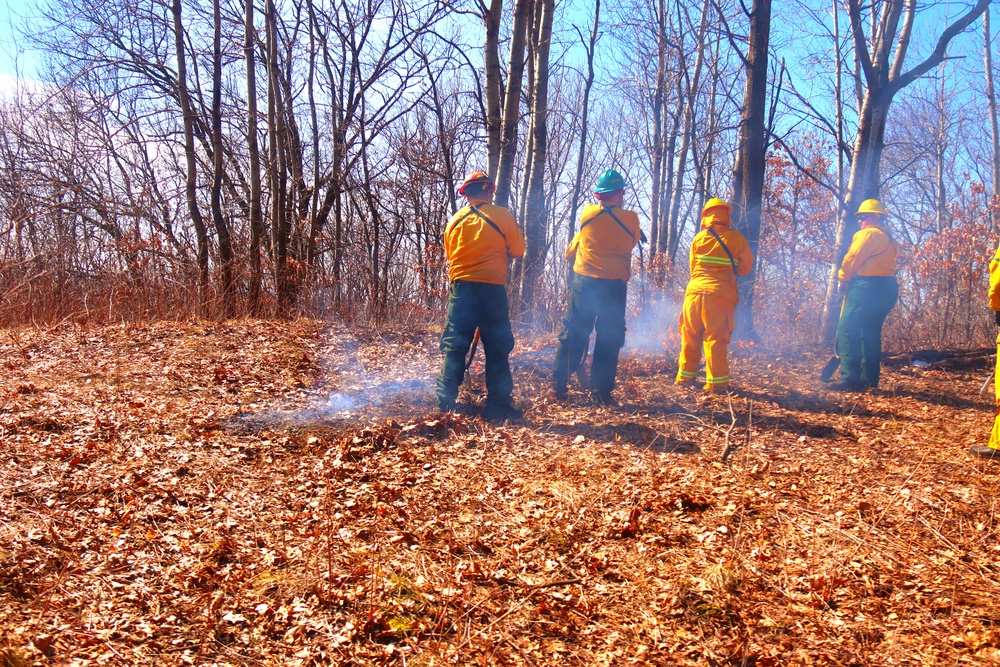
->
[970,445,1000,459]
[484,402,523,421]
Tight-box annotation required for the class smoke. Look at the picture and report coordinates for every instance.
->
[232,329,438,430]
[319,378,434,416]
[626,296,682,354]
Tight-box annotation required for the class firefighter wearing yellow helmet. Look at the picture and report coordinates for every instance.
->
[675,198,754,392]
[970,242,1000,458]
[436,171,526,420]
[829,198,898,391]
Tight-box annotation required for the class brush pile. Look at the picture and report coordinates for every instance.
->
[2,320,1000,665]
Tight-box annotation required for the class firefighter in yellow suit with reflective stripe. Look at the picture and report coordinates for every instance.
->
[675,198,754,393]
[971,243,1000,458]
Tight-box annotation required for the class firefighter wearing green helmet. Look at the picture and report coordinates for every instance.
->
[830,198,899,391]
[550,169,643,405]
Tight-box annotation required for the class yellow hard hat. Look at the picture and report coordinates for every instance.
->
[857,199,886,216]
[702,198,731,216]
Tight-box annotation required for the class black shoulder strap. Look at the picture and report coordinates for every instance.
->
[469,204,507,240]
[580,206,636,243]
[601,206,635,242]
[706,226,738,274]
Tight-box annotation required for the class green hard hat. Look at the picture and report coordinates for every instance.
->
[595,169,627,193]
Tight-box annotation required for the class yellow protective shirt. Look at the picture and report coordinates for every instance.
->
[566,204,641,281]
[838,223,897,281]
[989,242,1000,311]
[444,202,525,285]
[684,211,754,304]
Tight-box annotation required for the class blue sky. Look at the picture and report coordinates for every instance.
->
[1,0,41,79]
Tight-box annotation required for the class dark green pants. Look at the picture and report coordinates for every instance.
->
[837,276,898,387]
[436,280,515,408]
[553,274,627,397]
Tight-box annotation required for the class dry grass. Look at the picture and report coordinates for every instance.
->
[2,320,1000,665]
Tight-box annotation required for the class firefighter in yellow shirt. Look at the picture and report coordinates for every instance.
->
[675,198,754,392]
[436,172,526,420]
[971,242,1000,458]
[830,199,898,391]
[551,169,642,405]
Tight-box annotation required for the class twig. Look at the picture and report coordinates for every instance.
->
[523,577,582,590]
[719,395,739,461]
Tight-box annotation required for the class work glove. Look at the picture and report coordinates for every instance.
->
[639,230,649,244]
[994,310,1000,327]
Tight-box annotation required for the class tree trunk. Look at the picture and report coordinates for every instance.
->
[731,0,771,342]
[666,0,711,261]
[211,0,234,317]
[520,0,554,317]
[566,0,600,285]
[245,0,264,314]
[494,0,532,208]
[307,0,321,266]
[484,0,503,179]
[266,0,292,316]
[986,7,1000,232]
[647,0,666,268]
[171,0,209,310]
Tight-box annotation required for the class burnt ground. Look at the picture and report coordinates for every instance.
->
[1,319,1000,666]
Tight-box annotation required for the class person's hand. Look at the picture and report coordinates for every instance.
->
[993,310,1000,327]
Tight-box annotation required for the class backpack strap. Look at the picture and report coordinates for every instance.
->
[579,206,636,243]
[705,226,738,274]
[446,204,508,240]
[469,204,506,240]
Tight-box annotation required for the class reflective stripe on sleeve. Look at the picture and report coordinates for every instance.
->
[695,254,733,266]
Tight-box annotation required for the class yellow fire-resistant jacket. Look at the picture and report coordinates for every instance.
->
[566,204,641,281]
[684,210,754,304]
[444,202,525,285]
[990,242,1000,311]
[838,222,897,282]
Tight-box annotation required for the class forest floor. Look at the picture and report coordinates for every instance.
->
[2,319,1000,666]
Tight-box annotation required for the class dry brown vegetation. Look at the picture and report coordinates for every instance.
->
[2,320,1000,666]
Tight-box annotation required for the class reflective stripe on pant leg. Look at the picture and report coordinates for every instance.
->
[677,293,704,381]
[703,293,733,386]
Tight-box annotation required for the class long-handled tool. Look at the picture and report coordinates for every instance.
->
[464,328,481,387]
[638,230,647,310]
[576,339,591,390]
[981,371,994,397]
[820,295,846,382]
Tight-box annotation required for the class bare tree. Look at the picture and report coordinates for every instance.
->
[567,0,602,242]
[820,0,990,338]
[520,0,555,314]
[483,0,504,178]
[211,0,235,316]
[731,0,772,341]
[986,7,1000,232]
[246,0,265,313]
[172,0,210,307]
[493,0,532,208]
